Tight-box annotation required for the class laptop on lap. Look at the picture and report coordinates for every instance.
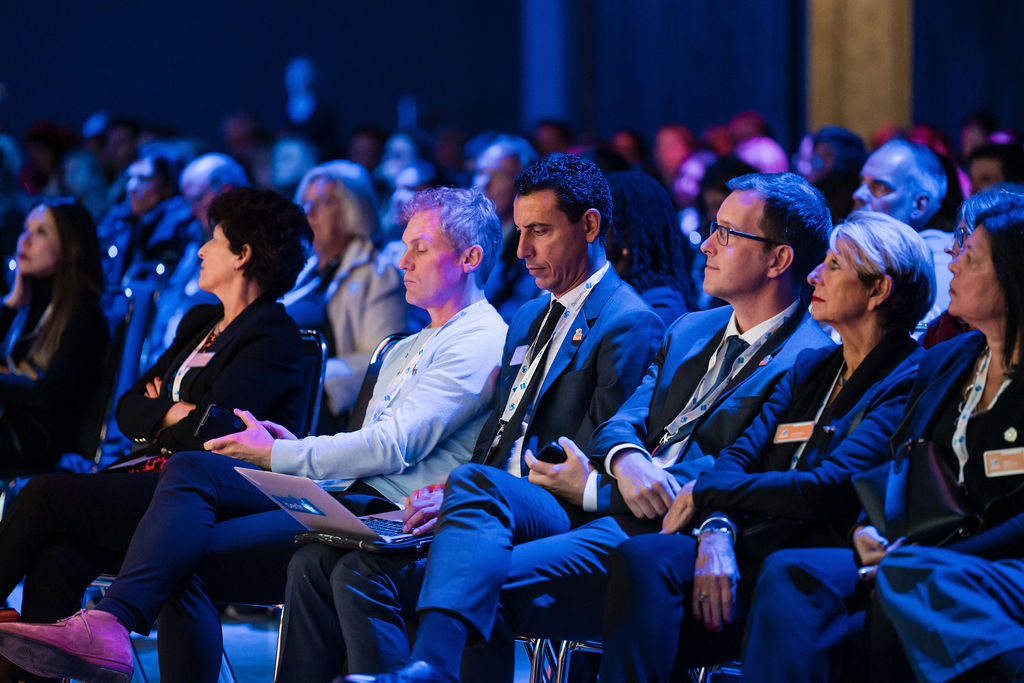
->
[236,467,431,553]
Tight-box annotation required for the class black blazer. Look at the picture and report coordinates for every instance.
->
[887,331,1024,559]
[115,297,304,454]
[472,270,665,466]
[587,303,835,514]
[0,294,108,460]
[693,335,922,552]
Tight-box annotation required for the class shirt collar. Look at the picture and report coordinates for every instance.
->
[551,262,610,311]
[724,298,799,346]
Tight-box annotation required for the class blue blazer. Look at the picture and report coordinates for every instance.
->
[693,335,922,553]
[472,269,665,466]
[587,303,835,514]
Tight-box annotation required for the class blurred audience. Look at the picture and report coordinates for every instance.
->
[531,118,572,158]
[968,142,1024,194]
[805,125,867,222]
[95,143,198,298]
[472,135,540,322]
[282,56,340,156]
[653,123,696,198]
[606,170,694,320]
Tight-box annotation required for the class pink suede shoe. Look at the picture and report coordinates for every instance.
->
[0,609,133,683]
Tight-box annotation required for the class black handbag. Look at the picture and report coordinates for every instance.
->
[852,439,980,546]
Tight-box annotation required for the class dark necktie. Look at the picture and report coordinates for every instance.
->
[656,334,750,458]
[525,300,566,366]
[707,335,749,396]
[480,300,566,467]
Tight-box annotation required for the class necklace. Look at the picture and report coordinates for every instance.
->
[199,320,224,353]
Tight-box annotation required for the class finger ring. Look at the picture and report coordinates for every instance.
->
[698,592,709,602]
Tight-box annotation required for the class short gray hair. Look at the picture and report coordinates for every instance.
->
[832,210,935,335]
[884,140,948,215]
[476,135,537,168]
[402,187,501,286]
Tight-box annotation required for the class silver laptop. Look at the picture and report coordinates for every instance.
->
[236,467,430,551]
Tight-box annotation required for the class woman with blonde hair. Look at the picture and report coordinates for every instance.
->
[287,161,410,426]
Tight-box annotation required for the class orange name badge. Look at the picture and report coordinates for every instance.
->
[983,447,1024,478]
[774,421,815,444]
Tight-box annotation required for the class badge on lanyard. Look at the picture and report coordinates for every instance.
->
[190,352,214,368]
[510,345,529,366]
[983,447,1024,478]
[774,421,815,444]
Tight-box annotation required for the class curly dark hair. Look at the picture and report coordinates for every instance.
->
[514,153,613,242]
[207,188,312,299]
[606,171,695,305]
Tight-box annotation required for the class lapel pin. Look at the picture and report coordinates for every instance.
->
[572,328,583,343]
[758,355,772,367]
[1005,427,1018,443]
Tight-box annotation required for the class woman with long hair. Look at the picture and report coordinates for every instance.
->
[0,197,107,470]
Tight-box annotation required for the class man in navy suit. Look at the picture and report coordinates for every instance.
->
[340,173,833,683]
[276,153,665,681]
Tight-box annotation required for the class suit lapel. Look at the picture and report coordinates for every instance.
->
[724,302,806,390]
[673,302,808,453]
[536,271,622,401]
[652,317,729,436]
[893,332,984,450]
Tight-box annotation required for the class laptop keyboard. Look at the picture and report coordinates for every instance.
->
[362,516,407,537]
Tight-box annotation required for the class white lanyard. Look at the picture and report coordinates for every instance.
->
[497,302,566,425]
[369,301,481,422]
[496,268,604,427]
[171,323,219,402]
[659,310,792,447]
[953,347,1011,484]
[789,363,844,469]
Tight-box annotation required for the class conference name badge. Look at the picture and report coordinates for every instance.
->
[191,352,214,368]
[510,345,529,366]
[774,421,814,444]
[983,447,1024,478]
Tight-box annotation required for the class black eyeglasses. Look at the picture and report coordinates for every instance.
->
[951,224,972,253]
[709,221,782,247]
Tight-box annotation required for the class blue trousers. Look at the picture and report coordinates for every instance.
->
[277,462,638,681]
[878,546,1024,683]
[742,547,868,682]
[599,533,746,683]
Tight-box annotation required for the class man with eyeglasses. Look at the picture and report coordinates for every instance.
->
[480,173,833,682]
[853,139,949,325]
[347,173,832,683]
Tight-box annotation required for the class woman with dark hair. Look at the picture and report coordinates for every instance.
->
[741,195,1024,682]
[0,197,107,470]
[605,170,695,320]
[0,187,310,682]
